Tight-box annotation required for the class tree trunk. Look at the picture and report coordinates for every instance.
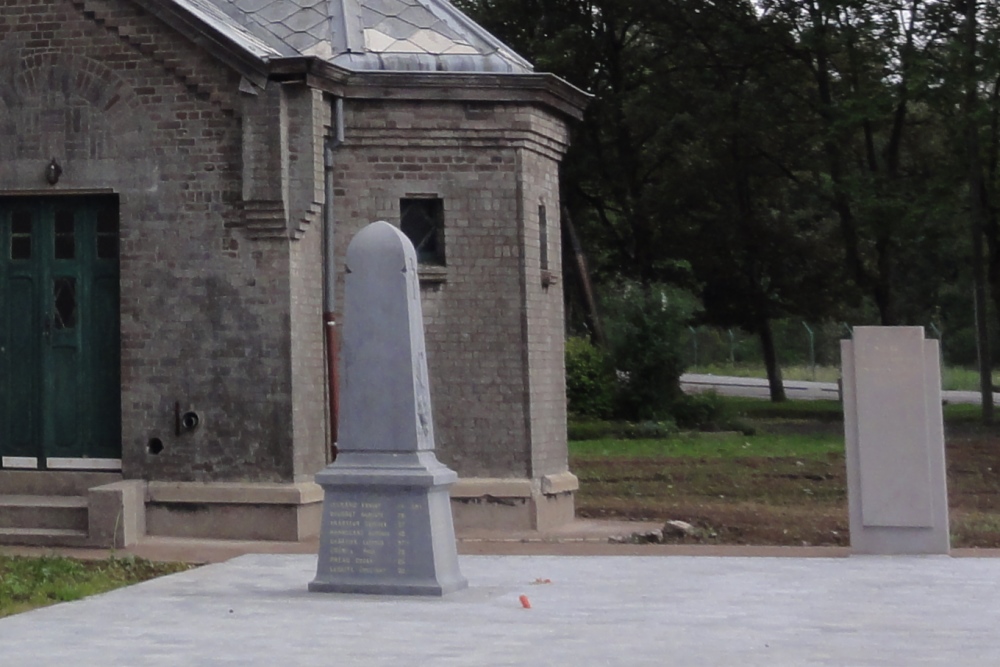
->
[562,206,606,348]
[874,235,898,326]
[759,317,786,402]
[964,0,994,423]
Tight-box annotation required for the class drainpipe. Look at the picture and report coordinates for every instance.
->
[324,96,345,460]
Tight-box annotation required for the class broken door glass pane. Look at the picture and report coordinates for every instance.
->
[53,277,76,330]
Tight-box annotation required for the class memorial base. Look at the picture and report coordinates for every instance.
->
[842,327,950,556]
[309,451,467,596]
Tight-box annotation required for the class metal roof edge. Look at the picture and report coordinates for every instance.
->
[129,0,276,87]
[122,1,590,119]
[267,54,590,121]
[339,69,591,120]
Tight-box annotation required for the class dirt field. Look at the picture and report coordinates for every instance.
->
[572,419,1000,547]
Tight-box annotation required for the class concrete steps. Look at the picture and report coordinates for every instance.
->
[0,495,89,531]
[0,472,124,547]
[0,471,121,496]
[0,527,90,547]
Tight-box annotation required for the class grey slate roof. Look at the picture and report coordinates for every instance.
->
[197,0,533,73]
[171,0,284,59]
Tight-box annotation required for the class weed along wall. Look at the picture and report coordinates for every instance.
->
[0,0,588,547]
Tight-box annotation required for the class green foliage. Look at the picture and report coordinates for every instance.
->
[727,397,844,422]
[568,395,750,440]
[671,392,740,431]
[0,555,191,618]
[568,419,677,441]
[461,0,1000,422]
[601,281,699,420]
[564,336,615,418]
[673,394,982,424]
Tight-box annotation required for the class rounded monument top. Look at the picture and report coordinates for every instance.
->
[345,220,417,279]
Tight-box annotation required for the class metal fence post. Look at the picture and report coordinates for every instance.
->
[802,321,816,380]
[929,322,944,379]
[689,326,698,367]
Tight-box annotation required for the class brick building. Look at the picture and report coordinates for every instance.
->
[0,0,586,545]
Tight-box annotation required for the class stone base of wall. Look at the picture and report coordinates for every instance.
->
[449,473,579,533]
[0,473,579,547]
[144,481,324,542]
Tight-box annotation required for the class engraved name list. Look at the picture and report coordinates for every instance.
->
[322,494,428,578]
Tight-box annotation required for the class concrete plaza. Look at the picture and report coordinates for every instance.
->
[1,552,999,666]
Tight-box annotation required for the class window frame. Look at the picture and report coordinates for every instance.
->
[399,196,446,267]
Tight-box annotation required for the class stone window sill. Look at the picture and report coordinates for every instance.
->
[418,266,449,284]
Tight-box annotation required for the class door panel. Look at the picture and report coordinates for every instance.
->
[6,276,39,458]
[91,273,121,459]
[0,197,121,467]
[3,205,40,461]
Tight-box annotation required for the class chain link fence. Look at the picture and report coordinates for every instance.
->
[684,321,953,376]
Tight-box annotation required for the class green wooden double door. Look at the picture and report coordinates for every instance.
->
[0,197,121,470]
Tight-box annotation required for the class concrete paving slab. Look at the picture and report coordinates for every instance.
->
[2,554,1000,666]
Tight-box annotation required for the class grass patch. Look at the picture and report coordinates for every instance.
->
[943,367,1000,393]
[570,431,843,461]
[568,420,679,442]
[571,394,1000,547]
[0,555,191,618]
[723,397,844,421]
[942,402,996,423]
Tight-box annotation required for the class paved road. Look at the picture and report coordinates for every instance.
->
[3,553,1000,666]
[681,373,998,405]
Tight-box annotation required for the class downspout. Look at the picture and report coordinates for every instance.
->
[324,96,345,461]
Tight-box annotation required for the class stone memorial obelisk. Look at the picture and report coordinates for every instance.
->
[841,326,950,555]
[310,221,467,596]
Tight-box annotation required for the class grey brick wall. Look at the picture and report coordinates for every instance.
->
[0,0,299,482]
[332,99,571,480]
[520,143,569,478]
[0,0,574,493]
[286,86,330,481]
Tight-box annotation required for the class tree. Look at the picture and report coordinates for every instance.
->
[459,0,852,401]
[759,0,961,327]
[659,1,847,401]
[456,0,709,285]
[457,0,994,411]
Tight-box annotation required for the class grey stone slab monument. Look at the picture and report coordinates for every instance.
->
[841,326,950,555]
[309,221,467,596]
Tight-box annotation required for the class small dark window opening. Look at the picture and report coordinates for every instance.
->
[539,204,549,272]
[11,210,32,260]
[54,210,75,260]
[400,198,445,265]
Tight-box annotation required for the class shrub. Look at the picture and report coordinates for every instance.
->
[672,392,721,430]
[567,419,615,441]
[600,281,699,421]
[565,336,615,418]
[567,418,678,441]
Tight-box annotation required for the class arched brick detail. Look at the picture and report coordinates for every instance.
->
[69,0,239,115]
[0,48,147,161]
